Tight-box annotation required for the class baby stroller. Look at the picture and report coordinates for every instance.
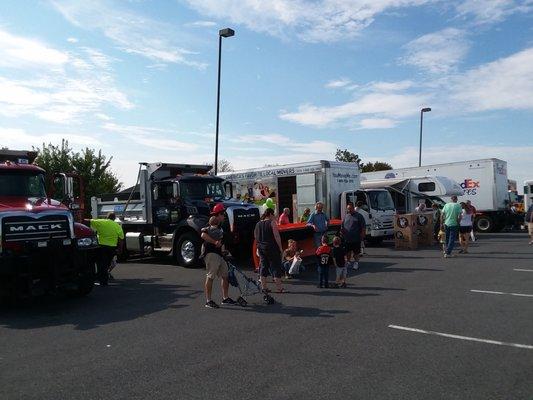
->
[227,261,275,306]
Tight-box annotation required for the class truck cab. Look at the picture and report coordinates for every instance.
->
[91,162,260,267]
[0,150,97,299]
[339,189,396,241]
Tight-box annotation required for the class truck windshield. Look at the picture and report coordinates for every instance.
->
[180,180,227,200]
[0,171,46,197]
[368,190,395,211]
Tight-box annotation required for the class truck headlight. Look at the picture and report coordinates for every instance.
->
[77,237,98,247]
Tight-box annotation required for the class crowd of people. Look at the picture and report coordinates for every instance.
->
[86,196,533,309]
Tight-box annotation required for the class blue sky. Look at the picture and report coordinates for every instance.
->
[0,0,532,189]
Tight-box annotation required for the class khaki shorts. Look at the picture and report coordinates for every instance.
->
[205,252,228,280]
[528,223,533,236]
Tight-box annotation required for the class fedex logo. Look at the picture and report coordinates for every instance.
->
[460,179,479,195]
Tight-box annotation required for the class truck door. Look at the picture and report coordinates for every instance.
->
[296,174,316,220]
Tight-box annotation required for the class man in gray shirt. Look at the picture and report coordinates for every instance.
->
[341,202,366,270]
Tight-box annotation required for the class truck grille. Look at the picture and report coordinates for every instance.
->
[2,215,70,243]
[233,208,260,228]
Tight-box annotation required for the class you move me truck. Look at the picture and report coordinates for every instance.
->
[219,160,396,242]
[91,162,260,267]
[0,150,97,299]
[362,159,512,232]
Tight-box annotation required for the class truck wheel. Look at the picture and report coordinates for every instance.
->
[475,216,493,233]
[174,232,201,268]
[70,260,95,297]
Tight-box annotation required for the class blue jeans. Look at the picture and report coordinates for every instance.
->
[445,225,459,255]
[318,265,329,287]
[313,232,326,248]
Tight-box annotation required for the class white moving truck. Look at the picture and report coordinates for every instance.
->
[362,159,511,232]
[220,160,396,240]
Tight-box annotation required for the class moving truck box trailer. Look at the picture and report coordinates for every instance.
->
[362,159,511,232]
[221,160,396,242]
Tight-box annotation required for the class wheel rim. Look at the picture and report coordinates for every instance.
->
[478,218,490,231]
[180,240,195,263]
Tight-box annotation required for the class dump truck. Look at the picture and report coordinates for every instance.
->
[91,162,260,267]
[0,150,97,299]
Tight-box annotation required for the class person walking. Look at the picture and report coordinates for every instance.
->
[254,208,285,293]
[316,235,332,288]
[466,200,477,241]
[459,202,474,253]
[307,202,329,248]
[432,203,441,241]
[441,195,462,258]
[201,205,236,309]
[278,208,291,225]
[341,202,366,270]
[526,204,533,245]
[300,207,311,223]
[86,212,124,286]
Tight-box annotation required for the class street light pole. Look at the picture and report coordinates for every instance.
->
[214,28,235,175]
[418,107,431,167]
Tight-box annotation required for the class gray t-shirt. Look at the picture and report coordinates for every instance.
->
[341,211,366,243]
[201,225,223,256]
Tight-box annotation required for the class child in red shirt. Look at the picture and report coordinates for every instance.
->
[316,235,331,288]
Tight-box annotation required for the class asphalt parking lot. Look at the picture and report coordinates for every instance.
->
[1,233,532,400]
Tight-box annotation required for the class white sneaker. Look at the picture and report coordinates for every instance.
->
[353,262,359,270]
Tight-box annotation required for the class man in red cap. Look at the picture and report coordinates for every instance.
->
[201,203,236,308]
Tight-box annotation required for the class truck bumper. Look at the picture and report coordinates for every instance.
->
[0,244,96,297]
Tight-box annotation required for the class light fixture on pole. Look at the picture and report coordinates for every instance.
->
[418,107,431,167]
[214,27,235,175]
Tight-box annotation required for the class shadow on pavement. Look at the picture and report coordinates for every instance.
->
[225,303,350,318]
[0,278,201,331]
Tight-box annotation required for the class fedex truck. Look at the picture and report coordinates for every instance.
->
[362,159,511,232]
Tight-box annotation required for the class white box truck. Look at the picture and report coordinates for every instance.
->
[362,159,511,232]
[220,160,396,241]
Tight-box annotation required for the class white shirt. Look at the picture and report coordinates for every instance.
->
[460,210,473,227]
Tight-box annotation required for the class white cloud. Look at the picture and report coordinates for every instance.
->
[230,134,338,154]
[0,127,103,148]
[0,28,132,124]
[0,29,69,69]
[399,28,469,74]
[325,78,352,89]
[280,92,428,127]
[184,0,432,42]
[456,0,533,25]
[369,80,413,91]
[102,122,199,151]
[52,0,207,69]
[185,20,217,28]
[67,37,78,43]
[358,118,397,129]
[450,47,533,112]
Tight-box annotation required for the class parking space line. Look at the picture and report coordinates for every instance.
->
[470,289,533,298]
[388,325,533,350]
[514,268,533,272]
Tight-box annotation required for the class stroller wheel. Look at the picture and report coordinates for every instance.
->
[263,294,275,305]
[237,296,247,307]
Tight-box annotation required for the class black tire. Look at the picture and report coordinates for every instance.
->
[174,232,201,268]
[71,258,95,298]
[475,215,493,233]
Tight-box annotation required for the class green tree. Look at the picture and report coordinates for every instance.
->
[335,148,361,164]
[361,161,393,173]
[34,140,122,216]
